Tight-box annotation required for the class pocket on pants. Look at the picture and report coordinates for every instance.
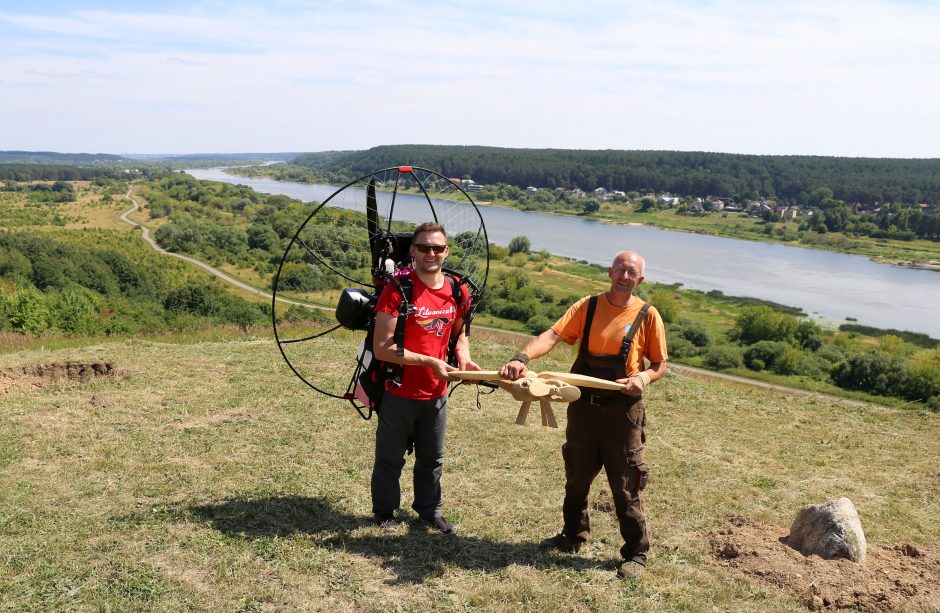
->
[626,449,649,492]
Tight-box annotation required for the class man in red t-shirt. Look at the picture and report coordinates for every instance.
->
[370,222,479,534]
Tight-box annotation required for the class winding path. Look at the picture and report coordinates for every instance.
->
[119,190,315,309]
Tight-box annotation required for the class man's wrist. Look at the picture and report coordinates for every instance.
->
[510,352,530,365]
[635,371,651,387]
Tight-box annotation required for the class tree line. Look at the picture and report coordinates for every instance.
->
[0,164,130,181]
[293,145,940,205]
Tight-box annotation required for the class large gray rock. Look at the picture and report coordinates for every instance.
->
[787,497,867,563]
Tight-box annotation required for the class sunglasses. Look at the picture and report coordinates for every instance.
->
[414,243,447,254]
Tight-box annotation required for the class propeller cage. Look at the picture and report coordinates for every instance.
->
[335,287,375,330]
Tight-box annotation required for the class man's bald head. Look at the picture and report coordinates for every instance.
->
[611,251,646,275]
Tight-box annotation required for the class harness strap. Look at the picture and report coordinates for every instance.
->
[577,294,600,358]
[620,302,651,357]
[391,276,415,358]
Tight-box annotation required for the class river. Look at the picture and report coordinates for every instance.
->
[187,168,940,339]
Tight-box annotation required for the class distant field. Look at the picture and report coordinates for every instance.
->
[1,330,937,611]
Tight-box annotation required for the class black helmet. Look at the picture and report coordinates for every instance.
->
[335,288,374,330]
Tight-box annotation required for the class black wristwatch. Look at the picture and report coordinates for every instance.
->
[510,352,530,365]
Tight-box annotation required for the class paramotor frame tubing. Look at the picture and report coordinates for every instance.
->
[295,235,370,288]
[410,170,441,225]
[278,322,344,345]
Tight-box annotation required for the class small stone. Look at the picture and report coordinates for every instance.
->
[808,595,824,610]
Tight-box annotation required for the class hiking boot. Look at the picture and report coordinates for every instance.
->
[374,513,399,531]
[616,559,646,579]
[421,515,455,534]
[539,533,582,553]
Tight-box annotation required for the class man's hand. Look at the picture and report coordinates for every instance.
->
[458,356,481,372]
[499,360,529,381]
[617,375,645,397]
[430,359,458,382]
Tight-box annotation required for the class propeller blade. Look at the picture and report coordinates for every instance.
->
[366,178,378,238]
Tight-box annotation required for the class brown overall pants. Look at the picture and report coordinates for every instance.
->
[561,297,651,564]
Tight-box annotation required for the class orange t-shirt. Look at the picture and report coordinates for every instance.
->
[551,294,668,376]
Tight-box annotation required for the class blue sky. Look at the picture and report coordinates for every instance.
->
[1,0,938,157]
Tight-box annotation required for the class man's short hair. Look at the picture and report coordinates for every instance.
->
[412,221,447,241]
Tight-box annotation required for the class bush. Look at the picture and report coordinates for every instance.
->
[508,235,531,255]
[667,335,699,359]
[902,362,940,402]
[677,320,712,347]
[703,345,743,371]
[795,320,824,351]
[649,290,678,324]
[525,314,555,335]
[5,286,51,335]
[831,350,910,397]
[772,344,805,375]
[744,340,786,371]
[50,287,98,334]
[814,344,846,373]
[733,306,799,345]
[488,245,509,261]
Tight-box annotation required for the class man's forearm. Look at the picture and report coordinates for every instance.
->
[515,329,562,362]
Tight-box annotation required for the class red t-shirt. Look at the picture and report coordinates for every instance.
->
[375,272,465,400]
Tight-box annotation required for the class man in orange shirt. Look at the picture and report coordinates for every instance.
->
[499,250,667,579]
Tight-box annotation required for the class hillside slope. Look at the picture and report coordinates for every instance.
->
[1,329,938,611]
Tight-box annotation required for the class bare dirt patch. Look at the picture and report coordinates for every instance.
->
[708,515,940,611]
[0,361,117,395]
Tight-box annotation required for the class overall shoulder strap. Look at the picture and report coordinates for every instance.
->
[619,301,651,357]
[578,294,600,357]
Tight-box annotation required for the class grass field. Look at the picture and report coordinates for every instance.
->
[2,328,938,611]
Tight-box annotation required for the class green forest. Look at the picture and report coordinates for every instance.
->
[294,145,940,205]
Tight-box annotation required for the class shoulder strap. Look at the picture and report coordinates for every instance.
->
[577,294,600,357]
[619,302,651,357]
[392,276,414,358]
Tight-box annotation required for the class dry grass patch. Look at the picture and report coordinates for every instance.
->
[1,334,938,611]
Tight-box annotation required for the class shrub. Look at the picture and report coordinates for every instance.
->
[831,350,910,397]
[508,235,531,255]
[677,320,712,347]
[744,340,785,371]
[649,290,678,324]
[50,287,98,334]
[772,344,805,375]
[667,336,699,359]
[5,286,51,335]
[733,306,799,345]
[814,344,846,373]
[525,314,555,335]
[703,345,743,371]
[795,320,824,351]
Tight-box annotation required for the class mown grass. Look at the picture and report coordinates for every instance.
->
[1,329,938,611]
